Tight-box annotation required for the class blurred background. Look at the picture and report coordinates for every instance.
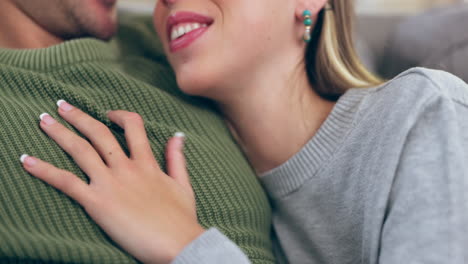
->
[119,0,467,14]
[357,0,463,14]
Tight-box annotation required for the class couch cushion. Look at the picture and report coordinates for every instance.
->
[383,3,468,82]
[356,15,404,75]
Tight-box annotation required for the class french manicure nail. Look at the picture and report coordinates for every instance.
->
[39,113,56,125]
[57,99,74,112]
[174,132,186,138]
[20,154,28,163]
[20,154,37,166]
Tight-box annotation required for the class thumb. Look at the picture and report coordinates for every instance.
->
[166,132,194,196]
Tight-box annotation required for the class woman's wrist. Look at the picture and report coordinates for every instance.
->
[165,224,206,264]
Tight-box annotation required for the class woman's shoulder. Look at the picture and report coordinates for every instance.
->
[355,68,468,121]
[370,67,468,107]
[347,67,468,138]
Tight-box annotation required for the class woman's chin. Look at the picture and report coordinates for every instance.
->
[176,75,218,98]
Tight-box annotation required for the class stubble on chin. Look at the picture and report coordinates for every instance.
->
[63,0,118,40]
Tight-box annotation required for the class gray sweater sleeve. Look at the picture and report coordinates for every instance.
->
[172,228,251,264]
[379,95,468,263]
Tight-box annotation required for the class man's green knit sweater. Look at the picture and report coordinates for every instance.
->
[0,16,274,263]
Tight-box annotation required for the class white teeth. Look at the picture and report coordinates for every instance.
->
[171,29,178,41]
[177,27,184,36]
[170,22,208,41]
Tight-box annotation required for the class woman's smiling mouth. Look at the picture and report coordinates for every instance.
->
[170,23,208,40]
[166,11,214,53]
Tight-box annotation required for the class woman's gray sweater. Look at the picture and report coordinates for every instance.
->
[173,68,468,264]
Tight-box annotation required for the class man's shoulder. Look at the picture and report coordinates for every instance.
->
[117,14,157,42]
[112,14,166,61]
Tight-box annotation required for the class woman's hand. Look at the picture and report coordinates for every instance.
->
[20,100,205,264]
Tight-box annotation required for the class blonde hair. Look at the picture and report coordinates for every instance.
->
[306,0,383,100]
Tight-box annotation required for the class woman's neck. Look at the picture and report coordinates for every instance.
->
[218,63,336,175]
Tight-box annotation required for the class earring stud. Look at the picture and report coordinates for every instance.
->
[302,10,313,43]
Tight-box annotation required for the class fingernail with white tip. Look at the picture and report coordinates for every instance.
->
[20,154,28,163]
[174,132,186,138]
[20,154,37,166]
[39,113,56,125]
[57,99,74,112]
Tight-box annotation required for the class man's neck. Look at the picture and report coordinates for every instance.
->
[0,1,62,49]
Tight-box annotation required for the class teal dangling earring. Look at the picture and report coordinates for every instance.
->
[302,10,313,43]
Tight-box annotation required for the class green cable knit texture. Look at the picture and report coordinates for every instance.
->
[0,16,274,263]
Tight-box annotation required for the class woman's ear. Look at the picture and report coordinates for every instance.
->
[295,0,328,21]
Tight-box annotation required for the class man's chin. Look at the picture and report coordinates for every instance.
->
[89,7,118,40]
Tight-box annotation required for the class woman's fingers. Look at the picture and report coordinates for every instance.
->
[56,100,128,167]
[20,154,91,206]
[39,113,109,177]
[107,111,155,163]
[20,127,201,263]
[166,133,193,195]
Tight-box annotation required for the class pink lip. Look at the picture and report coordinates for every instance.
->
[166,12,214,53]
